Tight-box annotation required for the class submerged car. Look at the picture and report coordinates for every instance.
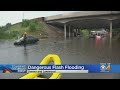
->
[14,36,39,45]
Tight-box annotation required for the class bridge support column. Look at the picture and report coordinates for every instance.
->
[75,29,77,36]
[77,29,79,33]
[64,24,67,39]
[69,26,71,38]
[76,29,79,36]
[72,29,74,37]
[110,20,112,39]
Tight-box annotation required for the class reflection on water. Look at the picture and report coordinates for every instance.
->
[95,37,102,48]
[23,47,28,62]
[109,37,112,49]
[0,37,120,79]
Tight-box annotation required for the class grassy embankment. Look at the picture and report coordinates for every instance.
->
[0,19,48,40]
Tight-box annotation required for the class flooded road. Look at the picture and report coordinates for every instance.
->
[0,37,120,79]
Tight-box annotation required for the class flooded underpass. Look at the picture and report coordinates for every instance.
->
[0,37,120,79]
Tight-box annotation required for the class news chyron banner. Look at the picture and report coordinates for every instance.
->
[0,63,120,73]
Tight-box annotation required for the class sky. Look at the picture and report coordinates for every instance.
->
[0,11,77,26]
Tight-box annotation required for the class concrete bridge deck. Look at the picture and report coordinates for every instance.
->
[44,11,120,39]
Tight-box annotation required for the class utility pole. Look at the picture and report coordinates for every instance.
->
[23,12,24,20]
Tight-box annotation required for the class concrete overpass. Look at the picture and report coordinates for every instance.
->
[44,11,120,39]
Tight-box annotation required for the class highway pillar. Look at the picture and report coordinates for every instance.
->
[77,29,79,36]
[75,29,77,37]
[64,24,67,39]
[69,26,71,38]
[110,20,112,39]
[109,20,112,48]
[77,29,79,33]
[72,29,74,37]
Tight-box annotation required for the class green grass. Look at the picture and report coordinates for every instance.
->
[0,20,48,40]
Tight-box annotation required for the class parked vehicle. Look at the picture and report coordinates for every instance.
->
[89,31,97,38]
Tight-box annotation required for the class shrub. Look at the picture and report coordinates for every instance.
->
[29,22,37,31]
[29,20,39,32]
[22,19,30,27]
[5,23,12,29]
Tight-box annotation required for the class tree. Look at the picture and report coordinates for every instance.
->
[5,23,12,30]
[0,26,6,31]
